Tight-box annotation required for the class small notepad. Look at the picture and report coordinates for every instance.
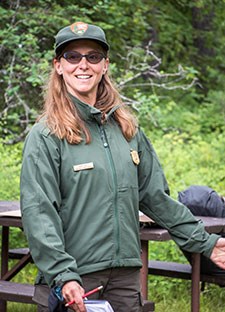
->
[85,300,114,312]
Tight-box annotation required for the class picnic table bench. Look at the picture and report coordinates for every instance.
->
[0,280,34,304]
[148,260,225,287]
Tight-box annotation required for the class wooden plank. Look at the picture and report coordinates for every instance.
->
[9,248,30,260]
[148,260,192,279]
[0,201,20,213]
[140,228,171,241]
[0,281,34,304]
[148,260,225,286]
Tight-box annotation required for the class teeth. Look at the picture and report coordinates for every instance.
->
[76,75,91,79]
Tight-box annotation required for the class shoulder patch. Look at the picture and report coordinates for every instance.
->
[41,127,51,137]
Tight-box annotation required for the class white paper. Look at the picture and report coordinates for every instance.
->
[85,300,114,312]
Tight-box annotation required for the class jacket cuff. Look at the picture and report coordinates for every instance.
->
[202,233,220,258]
[53,270,82,288]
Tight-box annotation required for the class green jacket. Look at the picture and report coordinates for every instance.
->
[20,95,219,288]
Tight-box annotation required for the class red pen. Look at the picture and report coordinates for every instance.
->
[65,285,103,307]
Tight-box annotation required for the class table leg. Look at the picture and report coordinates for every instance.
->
[2,252,31,281]
[191,253,201,312]
[0,226,9,312]
[140,240,149,300]
[1,226,9,277]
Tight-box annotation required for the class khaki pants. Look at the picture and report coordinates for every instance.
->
[33,267,143,312]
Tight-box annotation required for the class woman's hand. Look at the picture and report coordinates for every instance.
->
[62,280,86,312]
[210,238,225,270]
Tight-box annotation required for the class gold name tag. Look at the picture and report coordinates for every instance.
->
[73,162,94,172]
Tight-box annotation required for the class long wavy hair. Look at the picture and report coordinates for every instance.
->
[38,58,137,144]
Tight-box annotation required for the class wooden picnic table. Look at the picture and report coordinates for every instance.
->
[140,216,225,312]
[1,201,225,312]
[0,201,31,311]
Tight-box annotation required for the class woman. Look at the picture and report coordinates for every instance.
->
[20,21,225,312]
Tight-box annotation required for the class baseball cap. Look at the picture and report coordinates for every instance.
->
[55,22,109,55]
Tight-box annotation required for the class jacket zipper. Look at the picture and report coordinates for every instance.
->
[99,124,120,264]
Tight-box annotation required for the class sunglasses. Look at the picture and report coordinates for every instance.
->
[62,51,106,64]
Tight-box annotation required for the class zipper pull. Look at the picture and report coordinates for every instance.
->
[100,126,109,148]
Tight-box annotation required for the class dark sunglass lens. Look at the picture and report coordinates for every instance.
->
[64,52,81,64]
[87,53,104,64]
[63,52,105,64]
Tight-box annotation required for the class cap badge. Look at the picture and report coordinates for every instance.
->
[70,22,88,36]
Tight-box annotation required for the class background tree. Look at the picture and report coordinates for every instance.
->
[1,0,224,143]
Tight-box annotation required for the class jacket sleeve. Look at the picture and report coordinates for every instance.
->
[137,129,219,258]
[20,123,82,287]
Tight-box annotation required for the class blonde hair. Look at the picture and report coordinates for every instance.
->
[38,64,137,144]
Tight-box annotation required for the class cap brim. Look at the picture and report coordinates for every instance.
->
[55,37,109,55]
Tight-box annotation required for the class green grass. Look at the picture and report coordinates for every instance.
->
[148,277,225,312]
[8,303,37,312]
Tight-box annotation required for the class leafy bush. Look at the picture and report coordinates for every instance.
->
[0,141,22,200]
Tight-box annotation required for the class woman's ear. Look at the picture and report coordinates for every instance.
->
[103,58,109,75]
[53,58,63,75]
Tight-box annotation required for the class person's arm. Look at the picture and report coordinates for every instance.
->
[137,129,219,258]
[20,123,82,288]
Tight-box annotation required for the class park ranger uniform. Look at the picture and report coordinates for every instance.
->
[20,94,219,308]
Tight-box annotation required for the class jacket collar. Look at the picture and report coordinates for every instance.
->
[69,93,125,125]
[69,93,103,124]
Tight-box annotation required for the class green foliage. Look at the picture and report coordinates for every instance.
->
[148,0,225,92]
[8,303,36,312]
[151,133,225,197]
[0,141,22,200]
[149,279,225,312]
[1,0,225,143]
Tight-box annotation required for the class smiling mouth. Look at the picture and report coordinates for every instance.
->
[76,75,92,79]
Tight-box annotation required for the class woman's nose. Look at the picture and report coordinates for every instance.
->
[78,56,89,69]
